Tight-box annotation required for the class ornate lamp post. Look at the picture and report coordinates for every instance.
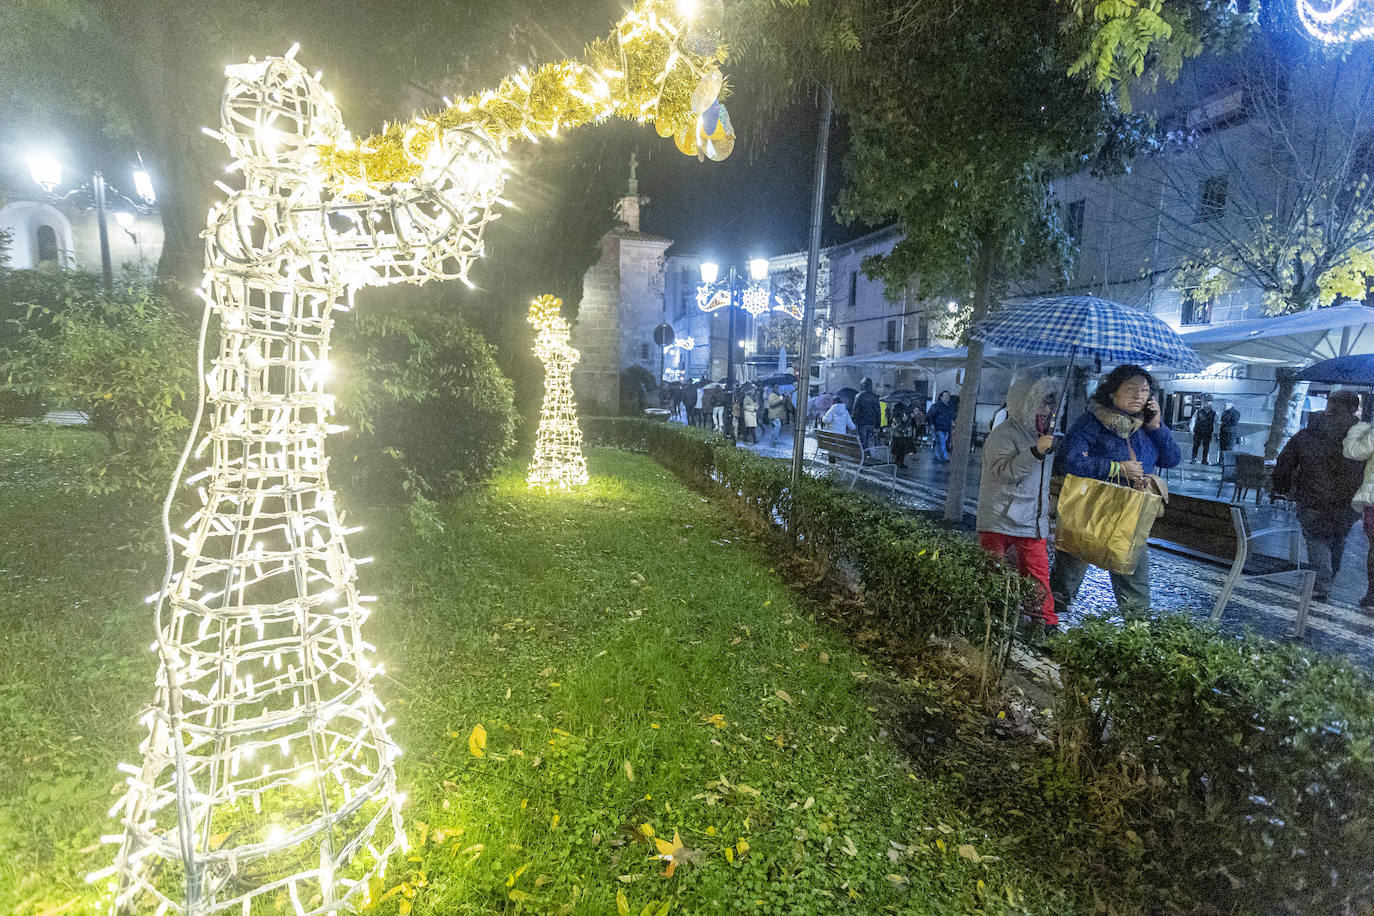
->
[26,153,155,287]
[698,257,802,443]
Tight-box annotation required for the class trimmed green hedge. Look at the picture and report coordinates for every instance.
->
[585,416,1030,668]
[589,417,1374,914]
[1056,617,1374,914]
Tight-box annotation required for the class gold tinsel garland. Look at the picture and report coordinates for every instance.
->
[321,0,729,186]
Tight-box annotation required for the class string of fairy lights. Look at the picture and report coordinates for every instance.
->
[526,295,591,490]
[95,1,732,913]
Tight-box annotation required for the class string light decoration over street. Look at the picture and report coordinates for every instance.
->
[93,1,732,912]
[1297,0,1374,42]
[527,295,590,490]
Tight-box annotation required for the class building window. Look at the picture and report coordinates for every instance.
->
[844,325,855,357]
[1181,290,1213,326]
[641,343,651,360]
[914,317,929,350]
[847,271,858,309]
[885,320,897,352]
[36,225,59,263]
[1065,199,1085,243]
[1197,176,1228,222]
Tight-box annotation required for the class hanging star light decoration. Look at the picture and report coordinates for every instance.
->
[527,295,590,491]
[1298,0,1374,42]
[94,2,732,913]
[740,283,772,317]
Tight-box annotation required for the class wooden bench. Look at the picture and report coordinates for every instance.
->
[1050,483,1315,637]
[811,429,898,491]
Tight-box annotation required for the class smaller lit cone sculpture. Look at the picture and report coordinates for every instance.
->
[527,295,589,490]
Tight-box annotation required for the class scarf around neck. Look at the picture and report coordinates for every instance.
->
[1090,401,1144,440]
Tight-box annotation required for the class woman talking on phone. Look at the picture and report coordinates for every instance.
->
[1049,364,1182,618]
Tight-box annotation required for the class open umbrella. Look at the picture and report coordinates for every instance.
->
[971,294,1204,421]
[759,372,797,386]
[1296,354,1374,385]
[972,295,1204,371]
[835,386,859,402]
[880,388,920,403]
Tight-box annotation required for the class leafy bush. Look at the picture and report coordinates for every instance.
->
[585,416,1030,665]
[2,272,196,496]
[1054,616,1374,914]
[328,312,519,509]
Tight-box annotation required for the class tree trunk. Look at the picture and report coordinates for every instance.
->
[943,240,997,523]
[1264,367,1307,460]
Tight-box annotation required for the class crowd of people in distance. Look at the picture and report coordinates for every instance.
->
[661,378,798,446]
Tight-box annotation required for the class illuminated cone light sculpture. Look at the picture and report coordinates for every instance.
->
[527,295,589,490]
[95,2,732,912]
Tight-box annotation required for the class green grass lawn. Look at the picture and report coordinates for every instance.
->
[0,429,1087,915]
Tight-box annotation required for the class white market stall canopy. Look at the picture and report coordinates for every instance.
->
[1178,304,1374,365]
[823,345,1059,373]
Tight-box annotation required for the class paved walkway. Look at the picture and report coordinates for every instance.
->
[717,423,1374,669]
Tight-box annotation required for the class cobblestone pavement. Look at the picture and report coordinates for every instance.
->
[717,423,1374,669]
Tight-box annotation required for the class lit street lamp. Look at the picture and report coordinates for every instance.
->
[697,257,801,444]
[26,153,155,288]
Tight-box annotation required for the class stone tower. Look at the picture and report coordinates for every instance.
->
[572,155,672,413]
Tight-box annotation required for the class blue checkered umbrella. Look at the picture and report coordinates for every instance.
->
[970,295,1204,372]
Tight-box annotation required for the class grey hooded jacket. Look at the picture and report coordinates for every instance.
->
[975,376,1061,539]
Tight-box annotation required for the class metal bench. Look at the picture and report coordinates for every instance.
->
[1149,495,1314,637]
[1207,503,1315,638]
[811,429,898,491]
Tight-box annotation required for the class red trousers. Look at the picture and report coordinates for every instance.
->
[978,531,1058,626]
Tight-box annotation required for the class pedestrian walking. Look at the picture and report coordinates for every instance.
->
[853,379,882,453]
[1342,407,1374,613]
[742,389,760,444]
[693,381,705,427]
[709,386,725,433]
[888,402,917,467]
[1272,389,1363,602]
[767,388,785,446]
[1190,398,1217,464]
[823,396,857,435]
[811,391,836,430]
[1218,401,1241,452]
[1050,365,1181,617]
[927,391,956,463]
[977,377,1062,630]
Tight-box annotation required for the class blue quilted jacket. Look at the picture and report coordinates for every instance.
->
[1055,407,1182,481]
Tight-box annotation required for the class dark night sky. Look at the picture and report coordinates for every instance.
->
[636,102,866,262]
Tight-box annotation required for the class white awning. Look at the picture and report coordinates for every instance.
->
[1178,304,1374,365]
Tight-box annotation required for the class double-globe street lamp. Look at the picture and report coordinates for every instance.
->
[697,257,803,444]
[26,153,156,288]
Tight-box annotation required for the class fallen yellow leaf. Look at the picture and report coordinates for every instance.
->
[775,689,793,705]
[957,844,983,864]
[468,724,487,758]
[616,888,631,915]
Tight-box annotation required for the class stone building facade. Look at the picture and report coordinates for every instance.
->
[572,166,672,414]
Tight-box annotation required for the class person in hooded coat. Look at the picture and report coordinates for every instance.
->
[1273,389,1364,601]
[976,376,1063,627]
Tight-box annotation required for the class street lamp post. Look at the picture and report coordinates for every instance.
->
[26,153,155,288]
[698,257,770,444]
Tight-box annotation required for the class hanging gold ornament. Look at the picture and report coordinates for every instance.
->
[675,124,699,157]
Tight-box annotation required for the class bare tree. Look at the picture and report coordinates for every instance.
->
[1123,37,1374,455]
